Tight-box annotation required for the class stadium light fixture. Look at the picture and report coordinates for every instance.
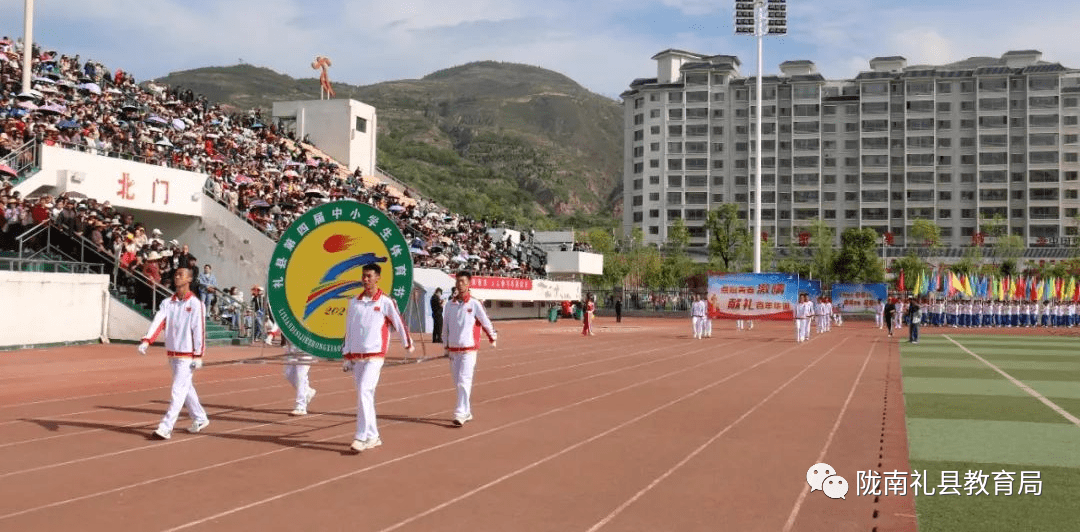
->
[735,0,786,273]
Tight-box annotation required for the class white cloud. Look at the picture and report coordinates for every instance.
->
[3,0,1080,99]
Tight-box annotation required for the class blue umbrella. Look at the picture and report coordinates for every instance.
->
[57,119,80,129]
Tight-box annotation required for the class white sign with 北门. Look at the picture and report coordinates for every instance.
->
[38,145,205,216]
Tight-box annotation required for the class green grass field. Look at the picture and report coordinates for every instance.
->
[900,335,1080,532]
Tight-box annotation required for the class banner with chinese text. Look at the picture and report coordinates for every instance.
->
[831,283,888,314]
[707,273,799,320]
[465,276,533,290]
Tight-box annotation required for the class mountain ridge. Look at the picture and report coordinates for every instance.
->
[154,61,624,225]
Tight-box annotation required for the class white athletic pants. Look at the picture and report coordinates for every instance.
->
[875,313,883,328]
[159,357,207,434]
[283,364,311,410]
[795,318,807,341]
[692,317,703,337]
[705,318,712,336]
[449,351,478,418]
[352,357,385,441]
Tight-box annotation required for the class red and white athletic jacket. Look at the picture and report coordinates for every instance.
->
[442,293,496,353]
[142,292,206,358]
[341,289,412,360]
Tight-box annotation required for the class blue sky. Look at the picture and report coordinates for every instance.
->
[2,0,1079,100]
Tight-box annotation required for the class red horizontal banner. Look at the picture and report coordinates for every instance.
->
[467,276,533,291]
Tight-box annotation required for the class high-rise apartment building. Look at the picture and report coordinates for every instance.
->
[621,49,1080,258]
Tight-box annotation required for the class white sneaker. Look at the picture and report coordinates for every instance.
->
[350,437,382,452]
[290,408,307,416]
[188,419,210,434]
[452,413,473,427]
[152,428,171,440]
[305,388,317,406]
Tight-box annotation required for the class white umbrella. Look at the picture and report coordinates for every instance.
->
[171,118,186,131]
[76,82,102,95]
[451,256,468,263]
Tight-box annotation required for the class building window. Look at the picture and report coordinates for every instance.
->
[1029,76,1059,91]
[1029,114,1059,128]
[355,117,367,132]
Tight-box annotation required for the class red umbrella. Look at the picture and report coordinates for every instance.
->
[0,164,16,177]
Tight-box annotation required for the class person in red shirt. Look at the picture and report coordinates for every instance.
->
[30,197,50,225]
[142,251,162,285]
[582,294,596,336]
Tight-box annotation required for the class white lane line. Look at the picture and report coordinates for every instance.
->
[378,339,832,532]
[156,337,763,532]
[944,335,1080,427]
[780,337,878,532]
[0,335,738,523]
[0,335,724,479]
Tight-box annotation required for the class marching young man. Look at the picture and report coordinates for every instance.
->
[341,264,414,452]
[443,270,498,427]
[138,267,210,440]
[874,299,885,329]
[283,342,317,416]
[691,294,706,339]
[795,293,812,343]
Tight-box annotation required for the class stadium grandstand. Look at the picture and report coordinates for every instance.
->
[1,38,566,344]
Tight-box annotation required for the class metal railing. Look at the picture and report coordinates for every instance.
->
[1,139,42,187]
[42,224,255,339]
[0,256,105,274]
[585,289,696,312]
[15,221,51,260]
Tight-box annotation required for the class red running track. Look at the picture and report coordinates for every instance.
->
[0,318,915,532]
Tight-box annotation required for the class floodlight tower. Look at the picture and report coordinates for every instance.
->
[735,0,786,273]
[21,0,34,94]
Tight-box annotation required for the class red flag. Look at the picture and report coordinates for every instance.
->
[898,269,905,292]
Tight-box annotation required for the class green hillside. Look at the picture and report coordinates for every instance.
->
[154,61,623,227]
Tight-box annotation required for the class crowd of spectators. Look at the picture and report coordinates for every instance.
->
[0,184,264,338]
[0,37,547,279]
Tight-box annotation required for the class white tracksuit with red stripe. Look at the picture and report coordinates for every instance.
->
[442,293,497,420]
[142,292,208,435]
[341,289,412,442]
